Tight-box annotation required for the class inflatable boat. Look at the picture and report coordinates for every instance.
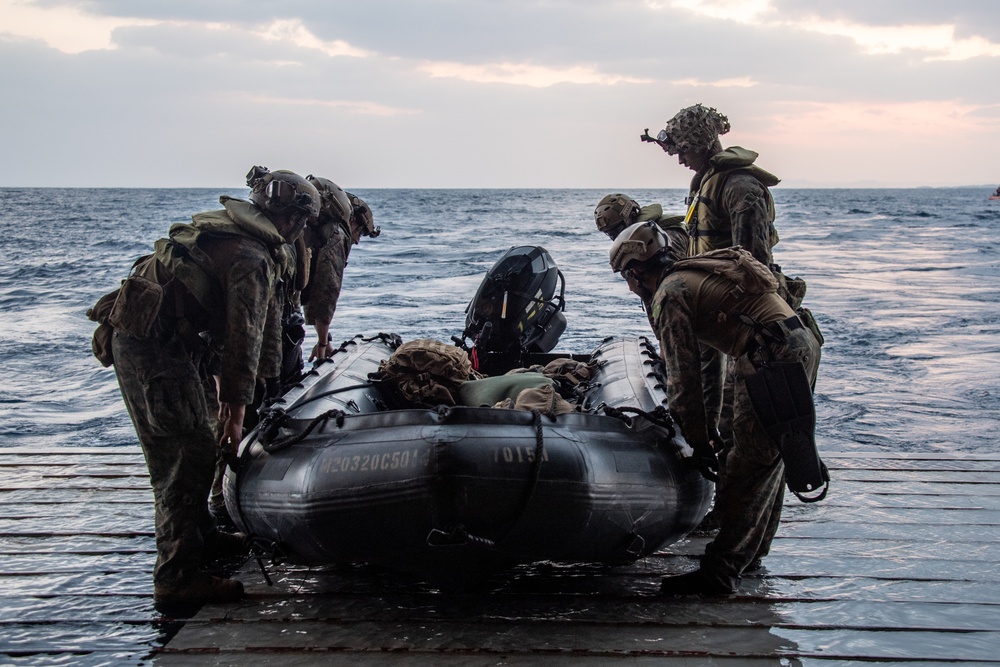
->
[223,247,714,585]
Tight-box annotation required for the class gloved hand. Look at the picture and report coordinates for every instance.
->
[686,441,719,482]
[670,431,718,482]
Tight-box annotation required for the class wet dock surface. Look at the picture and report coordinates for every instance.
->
[2,447,998,665]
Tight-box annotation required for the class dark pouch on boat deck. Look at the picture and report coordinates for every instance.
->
[108,273,163,340]
[744,361,829,502]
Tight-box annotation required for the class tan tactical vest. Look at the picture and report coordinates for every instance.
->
[684,147,780,256]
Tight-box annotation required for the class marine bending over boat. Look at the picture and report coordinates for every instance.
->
[88,166,321,604]
[609,220,824,595]
[301,182,380,364]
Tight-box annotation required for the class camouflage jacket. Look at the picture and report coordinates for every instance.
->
[301,221,352,327]
[685,146,780,265]
[154,198,287,405]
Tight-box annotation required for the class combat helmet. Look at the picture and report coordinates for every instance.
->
[609,221,688,275]
[306,175,352,227]
[246,166,321,237]
[594,194,640,239]
[346,192,380,238]
[649,103,730,156]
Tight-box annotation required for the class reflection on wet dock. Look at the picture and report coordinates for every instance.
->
[1,447,998,665]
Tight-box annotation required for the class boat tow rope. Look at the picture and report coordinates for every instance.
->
[427,410,547,550]
[601,405,719,482]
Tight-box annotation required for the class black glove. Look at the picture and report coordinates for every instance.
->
[686,444,719,482]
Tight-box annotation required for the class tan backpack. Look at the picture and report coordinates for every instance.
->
[670,246,777,295]
[377,339,478,408]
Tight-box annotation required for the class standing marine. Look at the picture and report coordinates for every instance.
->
[609,221,826,595]
[641,103,805,306]
[89,167,320,604]
[642,104,817,520]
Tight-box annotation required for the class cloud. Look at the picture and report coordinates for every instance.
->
[798,18,1000,61]
[252,19,371,58]
[767,99,998,140]
[417,60,653,88]
[1,0,998,187]
[669,77,758,88]
[664,0,1000,62]
[654,0,772,23]
[239,93,419,117]
[0,0,156,53]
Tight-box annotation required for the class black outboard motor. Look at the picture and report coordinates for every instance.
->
[459,246,567,375]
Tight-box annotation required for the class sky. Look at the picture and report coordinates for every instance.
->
[1,0,998,188]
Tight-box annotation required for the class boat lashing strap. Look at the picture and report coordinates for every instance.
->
[427,410,547,550]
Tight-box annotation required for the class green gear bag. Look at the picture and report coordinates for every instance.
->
[458,373,553,407]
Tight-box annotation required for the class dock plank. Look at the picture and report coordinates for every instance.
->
[0,450,998,665]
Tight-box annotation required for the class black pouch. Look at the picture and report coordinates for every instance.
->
[796,307,825,346]
[91,322,115,367]
[108,273,163,339]
[86,288,121,367]
[744,361,828,502]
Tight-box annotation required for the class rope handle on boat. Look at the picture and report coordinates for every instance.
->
[258,408,347,453]
[600,404,676,436]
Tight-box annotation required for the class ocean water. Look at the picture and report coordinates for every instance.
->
[1,186,997,455]
[1,187,999,662]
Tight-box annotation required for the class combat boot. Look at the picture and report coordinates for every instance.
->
[153,572,244,604]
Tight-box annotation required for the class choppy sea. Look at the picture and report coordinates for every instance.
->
[1,186,998,455]
[1,187,999,662]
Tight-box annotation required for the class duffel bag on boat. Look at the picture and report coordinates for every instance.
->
[458,373,553,407]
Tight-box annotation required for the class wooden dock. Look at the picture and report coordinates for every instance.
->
[1,447,998,665]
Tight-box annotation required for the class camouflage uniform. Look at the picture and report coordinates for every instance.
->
[650,255,821,592]
[113,207,282,590]
[301,218,352,335]
[685,148,793,446]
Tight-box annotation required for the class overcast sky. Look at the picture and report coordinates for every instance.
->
[2,0,998,188]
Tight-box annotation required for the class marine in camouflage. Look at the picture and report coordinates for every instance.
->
[649,259,821,593]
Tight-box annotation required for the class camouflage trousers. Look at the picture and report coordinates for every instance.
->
[700,326,821,591]
[112,331,221,587]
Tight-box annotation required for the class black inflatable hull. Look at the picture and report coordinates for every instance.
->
[225,335,713,583]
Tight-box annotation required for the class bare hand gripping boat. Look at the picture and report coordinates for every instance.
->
[224,247,714,585]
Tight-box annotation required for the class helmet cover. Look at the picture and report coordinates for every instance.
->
[594,193,640,238]
[657,104,731,156]
[609,221,688,273]
[346,192,380,238]
[246,166,321,222]
[306,175,352,226]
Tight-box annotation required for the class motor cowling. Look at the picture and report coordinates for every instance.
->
[462,246,566,370]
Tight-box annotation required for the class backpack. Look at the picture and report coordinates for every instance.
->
[377,339,479,408]
[86,254,166,366]
[670,247,778,295]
